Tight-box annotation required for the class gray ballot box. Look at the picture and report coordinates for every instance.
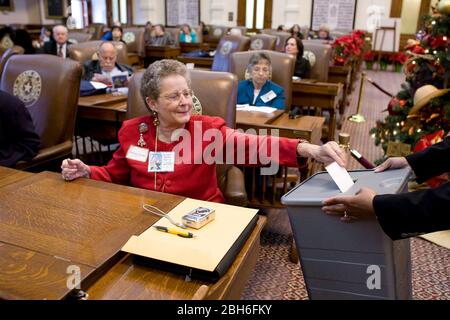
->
[281,168,412,300]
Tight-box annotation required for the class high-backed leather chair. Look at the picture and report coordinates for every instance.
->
[204,25,229,49]
[126,69,247,206]
[0,55,82,170]
[261,30,292,52]
[211,35,250,72]
[0,45,24,84]
[123,27,145,57]
[87,23,105,40]
[302,40,332,82]
[250,34,277,50]
[165,27,180,47]
[230,26,247,36]
[230,50,295,111]
[68,31,93,44]
[68,40,128,65]
[194,26,203,44]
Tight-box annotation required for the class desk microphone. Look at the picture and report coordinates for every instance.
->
[289,106,302,119]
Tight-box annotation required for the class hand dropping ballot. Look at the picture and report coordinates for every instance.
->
[325,161,354,193]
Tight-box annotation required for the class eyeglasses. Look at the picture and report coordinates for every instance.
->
[160,89,194,102]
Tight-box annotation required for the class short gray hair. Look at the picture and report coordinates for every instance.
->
[247,52,271,73]
[53,25,68,34]
[140,59,191,101]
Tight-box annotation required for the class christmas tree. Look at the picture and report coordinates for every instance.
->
[370,0,450,166]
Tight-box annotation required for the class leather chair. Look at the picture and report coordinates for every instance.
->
[123,27,146,57]
[122,27,145,66]
[302,40,332,82]
[229,26,247,36]
[211,35,250,72]
[87,23,106,40]
[250,34,277,50]
[68,31,93,44]
[0,45,24,84]
[126,69,247,206]
[260,30,291,52]
[68,40,129,65]
[194,26,203,44]
[165,27,180,47]
[0,54,82,170]
[204,25,229,49]
[230,50,295,111]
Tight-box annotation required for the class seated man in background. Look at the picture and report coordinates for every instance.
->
[147,24,175,46]
[237,52,285,110]
[82,41,133,86]
[43,25,72,58]
[0,90,40,167]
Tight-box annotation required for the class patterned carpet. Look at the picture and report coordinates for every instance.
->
[241,69,450,300]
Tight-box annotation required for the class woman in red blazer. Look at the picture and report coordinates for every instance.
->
[61,59,346,203]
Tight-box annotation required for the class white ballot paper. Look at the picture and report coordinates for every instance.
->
[325,161,354,193]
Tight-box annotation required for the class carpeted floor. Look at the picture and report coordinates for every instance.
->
[240,69,450,300]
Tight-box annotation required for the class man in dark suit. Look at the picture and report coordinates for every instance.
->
[43,25,72,58]
[322,136,450,240]
[0,90,40,167]
[82,41,133,85]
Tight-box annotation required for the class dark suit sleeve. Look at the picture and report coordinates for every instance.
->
[0,94,40,167]
[373,183,450,240]
[406,136,450,183]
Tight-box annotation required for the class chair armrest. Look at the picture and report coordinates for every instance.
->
[15,140,73,170]
[223,166,248,207]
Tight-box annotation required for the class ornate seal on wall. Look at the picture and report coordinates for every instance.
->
[13,70,42,107]
[250,38,264,50]
[192,95,202,115]
[123,32,135,44]
[220,41,233,56]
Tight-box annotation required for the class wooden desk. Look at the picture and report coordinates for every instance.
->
[0,166,33,188]
[78,93,127,122]
[0,170,265,300]
[328,65,352,117]
[177,56,214,69]
[291,80,343,141]
[145,45,181,67]
[236,110,324,145]
[236,110,324,208]
[180,42,209,53]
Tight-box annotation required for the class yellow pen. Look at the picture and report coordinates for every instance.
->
[153,225,194,238]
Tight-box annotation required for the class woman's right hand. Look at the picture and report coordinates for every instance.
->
[61,158,91,181]
[374,157,409,173]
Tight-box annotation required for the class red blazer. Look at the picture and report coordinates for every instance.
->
[90,115,300,202]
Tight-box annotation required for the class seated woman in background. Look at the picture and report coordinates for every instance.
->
[237,52,285,109]
[285,36,311,79]
[61,59,346,203]
[179,24,197,43]
[111,26,126,44]
[289,24,303,40]
[317,24,333,41]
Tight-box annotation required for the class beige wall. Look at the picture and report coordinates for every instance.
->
[0,0,65,25]
[0,0,41,24]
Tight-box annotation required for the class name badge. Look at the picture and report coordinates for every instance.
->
[126,145,149,162]
[148,152,175,172]
[260,90,277,103]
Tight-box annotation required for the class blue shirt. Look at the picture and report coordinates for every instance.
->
[179,31,198,43]
[237,80,285,110]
